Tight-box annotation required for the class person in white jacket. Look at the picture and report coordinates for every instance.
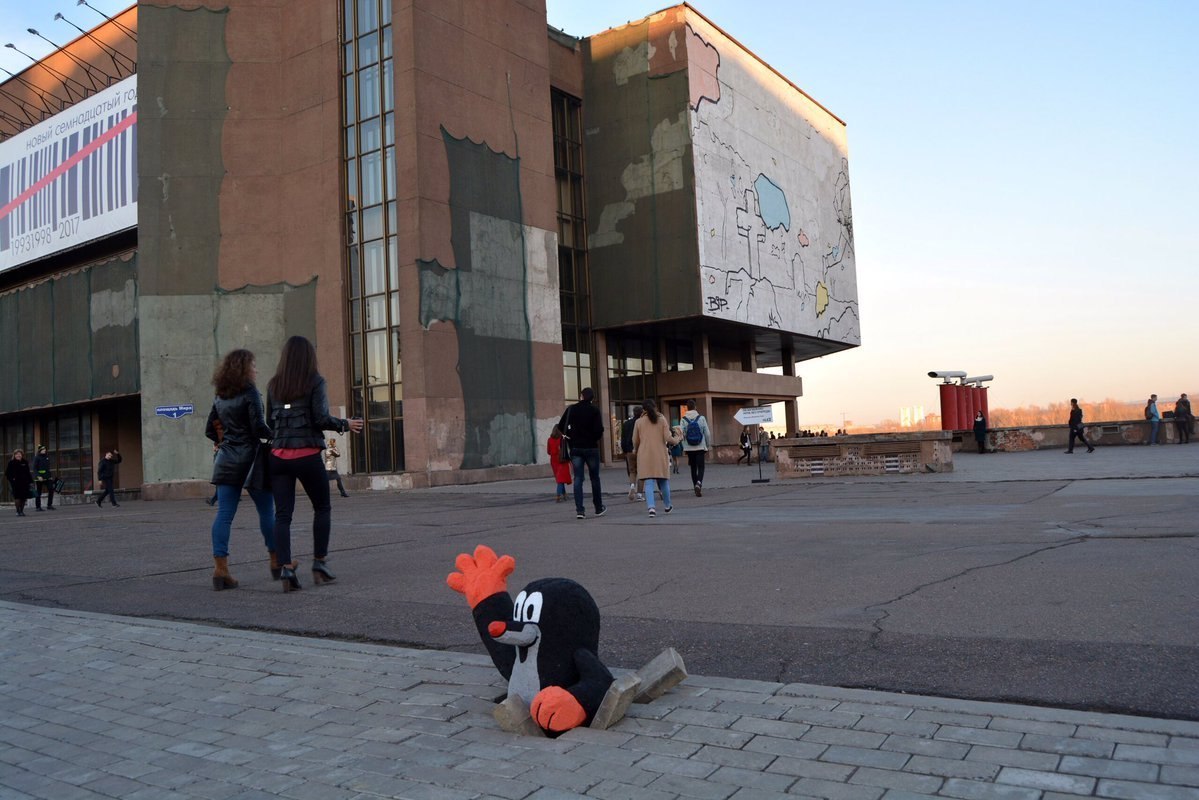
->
[678,399,712,497]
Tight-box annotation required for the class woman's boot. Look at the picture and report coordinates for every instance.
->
[212,556,239,590]
[268,550,282,580]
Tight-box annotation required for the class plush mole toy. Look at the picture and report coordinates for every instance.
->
[447,544,615,733]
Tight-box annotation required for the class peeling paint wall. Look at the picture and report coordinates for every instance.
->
[583,11,701,328]
[418,130,557,470]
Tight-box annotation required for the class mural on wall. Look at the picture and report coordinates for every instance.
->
[688,18,860,344]
[419,127,557,470]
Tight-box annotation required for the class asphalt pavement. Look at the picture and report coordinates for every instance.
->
[2,443,1198,798]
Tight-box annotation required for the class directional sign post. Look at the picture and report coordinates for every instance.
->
[734,405,774,484]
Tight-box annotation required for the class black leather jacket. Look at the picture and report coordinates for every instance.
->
[266,376,348,450]
[206,385,272,486]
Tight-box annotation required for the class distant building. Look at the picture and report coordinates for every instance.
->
[0,1,858,497]
[899,406,927,428]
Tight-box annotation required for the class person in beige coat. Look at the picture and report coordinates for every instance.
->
[632,399,682,518]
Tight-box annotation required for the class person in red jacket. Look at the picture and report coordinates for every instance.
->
[547,425,572,502]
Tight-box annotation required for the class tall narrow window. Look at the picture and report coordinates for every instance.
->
[553,89,593,404]
[342,0,402,472]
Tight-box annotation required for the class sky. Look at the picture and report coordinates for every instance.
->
[547,0,1199,428]
[3,2,1195,429]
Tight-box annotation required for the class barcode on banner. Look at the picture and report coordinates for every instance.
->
[0,106,138,257]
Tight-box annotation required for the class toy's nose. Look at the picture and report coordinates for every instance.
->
[488,621,507,638]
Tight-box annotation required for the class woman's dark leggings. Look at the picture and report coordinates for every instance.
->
[270,453,332,566]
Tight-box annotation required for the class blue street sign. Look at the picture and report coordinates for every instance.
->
[155,404,194,419]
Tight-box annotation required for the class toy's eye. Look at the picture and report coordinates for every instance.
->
[523,592,543,623]
[512,591,527,622]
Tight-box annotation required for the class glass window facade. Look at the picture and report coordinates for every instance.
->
[0,409,93,502]
[342,0,403,472]
[553,90,594,404]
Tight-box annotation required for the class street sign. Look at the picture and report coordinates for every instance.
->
[734,405,774,425]
[155,404,194,419]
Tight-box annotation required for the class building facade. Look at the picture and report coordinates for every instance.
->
[0,1,857,500]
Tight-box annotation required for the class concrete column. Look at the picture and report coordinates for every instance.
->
[594,333,612,462]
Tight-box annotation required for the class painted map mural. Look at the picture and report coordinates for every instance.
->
[687,17,860,343]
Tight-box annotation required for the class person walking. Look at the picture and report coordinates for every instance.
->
[1174,393,1192,445]
[757,427,770,463]
[547,425,572,502]
[632,399,682,518]
[32,445,56,511]
[205,348,276,591]
[738,427,752,465]
[5,449,34,517]
[559,387,605,520]
[1065,398,1095,454]
[266,336,363,591]
[95,449,122,507]
[972,411,988,454]
[679,399,712,496]
[324,438,350,497]
[1145,394,1161,445]
[620,406,644,501]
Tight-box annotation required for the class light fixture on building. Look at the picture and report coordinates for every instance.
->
[4,42,90,102]
[77,0,137,43]
[27,28,117,90]
[54,12,136,74]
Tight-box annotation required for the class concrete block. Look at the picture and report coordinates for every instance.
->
[632,648,688,703]
[492,696,545,737]
[591,673,643,731]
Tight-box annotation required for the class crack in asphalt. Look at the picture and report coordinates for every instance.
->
[861,537,1089,653]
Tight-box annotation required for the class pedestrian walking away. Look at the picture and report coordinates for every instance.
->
[1065,398,1095,454]
[32,445,56,510]
[547,425,572,502]
[680,399,712,496]
[267,336,364,591]
[972,411,988,454]
[1175,393,1192,444]
[324,438,350,497]
[559,387,605,520]
[632,399,682,518]
[738,427,752,465]
[96,449,122,506]
[757,426,770,463]
[1145,393,1161,444]
[206,348,276,591]
[5,449,34,517]
[620,406,644,501]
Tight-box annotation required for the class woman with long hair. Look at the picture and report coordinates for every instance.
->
[205,349,275,590]
[632,399,682,518]
[266,336,363,591]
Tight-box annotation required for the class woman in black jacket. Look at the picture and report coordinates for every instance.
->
[205,349,275,590]
[5,449,34,517]
[267,336,363,591]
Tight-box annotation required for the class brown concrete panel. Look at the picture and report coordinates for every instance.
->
[222,6,283,63]
[548,35,585,99]
[223,62,284,122]
[281,1,337,60]
[219,118,282,176]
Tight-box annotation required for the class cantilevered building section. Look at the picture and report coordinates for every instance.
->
[576,5,859,439]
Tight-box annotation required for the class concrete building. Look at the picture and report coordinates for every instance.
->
[0,1,858,500]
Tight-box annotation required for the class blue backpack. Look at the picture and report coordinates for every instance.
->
[684,416,704,446]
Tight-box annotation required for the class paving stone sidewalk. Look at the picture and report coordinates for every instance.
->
[2,602,1198,800]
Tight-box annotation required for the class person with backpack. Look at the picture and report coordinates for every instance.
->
[679,399,711,497]
[620,406,644,502]
[559,387,606,520]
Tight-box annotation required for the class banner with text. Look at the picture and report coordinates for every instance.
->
[0,75,138,273]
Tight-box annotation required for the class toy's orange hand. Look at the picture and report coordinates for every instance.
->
[446,544,516,608]
[530,686,587,732]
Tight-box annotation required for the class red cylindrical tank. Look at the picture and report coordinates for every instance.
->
[939,383,960,430]
[979,386,990,422]
[956,385,969,431]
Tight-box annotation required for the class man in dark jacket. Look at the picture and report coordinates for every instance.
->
[33,445,56,511]
[1175,394,1192,445]
[96,449,122,507]
[1065,399,1094,454]
[559,387,605,520]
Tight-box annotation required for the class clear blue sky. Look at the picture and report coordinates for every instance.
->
[548,0,1199,427]
[5,2,1195,428]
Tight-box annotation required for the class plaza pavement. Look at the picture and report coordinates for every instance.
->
[2,443,1198,799]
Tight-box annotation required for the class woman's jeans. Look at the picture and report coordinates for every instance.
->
[211,484,275,558]
[644,478,671,510]
[270,453,332,565]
